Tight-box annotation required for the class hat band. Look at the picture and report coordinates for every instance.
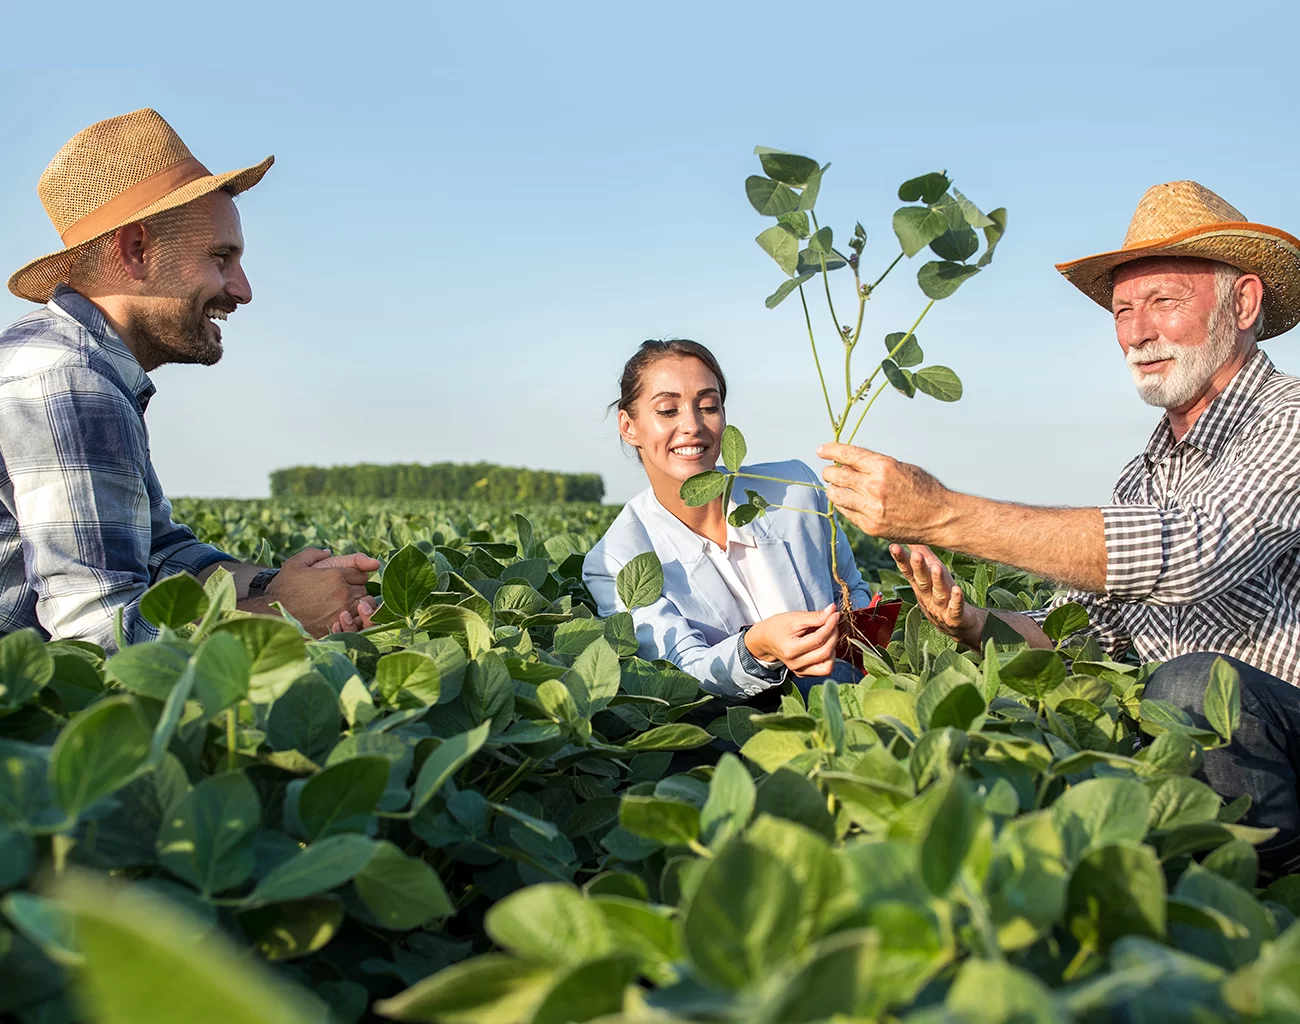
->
[58,156,212,248]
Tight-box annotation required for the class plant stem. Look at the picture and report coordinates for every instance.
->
[734,471,827,491]
[764,503,831,518]
[845,381,889,447]
[799,286,835,428]
[225,709,237,772]
[687,839,715,859]
[958,875,1004,961]
[488,758,535,803]
[870,251,905,292]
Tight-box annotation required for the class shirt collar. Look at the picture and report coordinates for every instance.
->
[1144,349,1276,465]
[47,285,156,412]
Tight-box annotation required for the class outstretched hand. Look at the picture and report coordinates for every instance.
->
[890,543,984,647]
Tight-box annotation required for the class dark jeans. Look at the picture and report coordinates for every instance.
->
[1143,652,1300,880]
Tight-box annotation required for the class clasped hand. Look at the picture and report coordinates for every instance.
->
[743,604,839,676]
[264,547,380,636]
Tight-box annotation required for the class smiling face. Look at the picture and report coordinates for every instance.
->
[124,191,252,370]
[619,355,725,494]
[1111,257,1248,410]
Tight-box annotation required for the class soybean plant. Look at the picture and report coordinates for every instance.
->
[679,147,1007,609]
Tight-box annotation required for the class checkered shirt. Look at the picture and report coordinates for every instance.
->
[1036,349,1300,683]
[0,286,234,652]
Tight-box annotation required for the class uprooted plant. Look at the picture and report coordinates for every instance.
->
[678,147,1007,617]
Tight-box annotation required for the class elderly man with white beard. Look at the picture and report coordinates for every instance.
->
[816,181,1300,880]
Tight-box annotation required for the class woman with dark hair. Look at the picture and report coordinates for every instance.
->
[583,339,872,699]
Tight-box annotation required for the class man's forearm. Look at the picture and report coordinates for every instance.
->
[196,560,272,607]
[958,605,1054,650]
[935,494,1108,593]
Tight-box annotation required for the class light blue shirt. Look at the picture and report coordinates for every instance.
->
[583,460,872,699]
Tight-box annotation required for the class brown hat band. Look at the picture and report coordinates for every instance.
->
[58,156,212,248]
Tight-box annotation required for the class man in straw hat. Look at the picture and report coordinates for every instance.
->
[818,180,1300,877]
[0,109,377,649]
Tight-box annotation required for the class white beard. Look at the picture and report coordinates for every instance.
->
[1127,304,1238,409]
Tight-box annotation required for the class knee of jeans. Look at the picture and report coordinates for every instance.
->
[1143,652,1224,712]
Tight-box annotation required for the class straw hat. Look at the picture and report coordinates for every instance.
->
[7,109,273,303]
[1056,181,1300,340]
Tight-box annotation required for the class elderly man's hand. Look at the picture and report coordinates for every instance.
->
[817,442,951,542]
[891,543,986,647]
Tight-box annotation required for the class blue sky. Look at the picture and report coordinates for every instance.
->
[2,0,1298,506]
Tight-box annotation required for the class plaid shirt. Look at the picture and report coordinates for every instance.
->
[0,286,233,652]
[1038,349,1300,683]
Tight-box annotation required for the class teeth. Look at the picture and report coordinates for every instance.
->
[672,446,706,455]
[206,309,229,321]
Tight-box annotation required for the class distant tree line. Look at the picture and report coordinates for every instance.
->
[269,462,605,503]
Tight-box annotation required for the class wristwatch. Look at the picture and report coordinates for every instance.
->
[248,567,280,598]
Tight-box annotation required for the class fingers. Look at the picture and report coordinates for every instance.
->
[313,553,381,572]
[947,584,964,621]
[283,547,331,568]
[786,627,839,674]
[817,442,882,471]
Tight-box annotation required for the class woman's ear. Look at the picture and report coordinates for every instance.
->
[618,408,639,448]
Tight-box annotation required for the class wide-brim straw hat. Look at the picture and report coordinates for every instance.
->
[8,108,273,303]
[1056,180,1300,340]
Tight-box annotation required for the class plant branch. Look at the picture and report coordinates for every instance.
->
[733,471,827,491]
[869,251,905,292]
[799,286,835,428]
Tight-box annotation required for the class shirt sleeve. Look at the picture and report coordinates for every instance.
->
[0,367,227,651]
[1102,409,1300,605]
[583,545,787,699]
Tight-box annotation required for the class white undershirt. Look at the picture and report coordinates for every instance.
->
[698,524,797,627]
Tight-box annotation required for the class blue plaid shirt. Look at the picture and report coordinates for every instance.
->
[0,286,234,651]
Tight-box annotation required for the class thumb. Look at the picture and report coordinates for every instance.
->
[817,442,881,469]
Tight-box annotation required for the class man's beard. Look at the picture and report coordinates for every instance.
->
[1127,301,1238,409]
[124,287,227,369]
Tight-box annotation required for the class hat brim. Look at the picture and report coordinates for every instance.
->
[7,155,274,303]
[1056,221,1300,340]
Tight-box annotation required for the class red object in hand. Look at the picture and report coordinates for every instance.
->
[834,598,903,671]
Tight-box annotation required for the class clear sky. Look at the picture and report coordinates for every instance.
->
[2,0,1298,506]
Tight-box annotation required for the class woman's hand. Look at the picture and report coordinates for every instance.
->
[890,543,985,647]
[744,604,839,676]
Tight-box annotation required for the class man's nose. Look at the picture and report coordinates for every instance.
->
[227,263,253,305]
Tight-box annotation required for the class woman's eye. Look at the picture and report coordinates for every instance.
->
[700,405,720,414]
[655,408,677,417]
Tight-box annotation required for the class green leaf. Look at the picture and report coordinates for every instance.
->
[465,650,514,732]
[621,723,712,752]
[567,636,621,716]
[699,753,755,848]
[729,503,762,527]
[246,834,376,905]
[680,470,728,507]
[374,650,442,707]
[1043,603,1090,645]
[892,206,950,258]
[882,359,915,398]
[191,631,250,716]
[682,838,802,989]
[375,954,555,1024]
[409,722,491,815]
[486,883,613,966]
[777,210,810,238]
[212,616,310,704]
[354,840,453,928]
[745,176,800,216]
[998,649,1067,700]
[381,544,438,620]
[929,224,979,263]
[237,897,342,963]
[918,260,981,299]
[157,771,260,897]
[104,641,190,700]
[929,681,986,731]
[721,424,747,474]
[1052,777,1150,864]
[1204,657,1242,744]
[140,573,209,629]
[799,164,826,211]
[619,796,700,845]
[807,225,834,256]
[755,768,835,839]
[57,871,324,1024]
[528,955,640,1024]
[913,366,963,402]
[945,960,1063,1024]
[884,330,923,368]
[898,172,951,205]
[755,147,820,186]
[758,928,882,1022]
[921,774,977,895]
[3,891,79,966]
[266,672,339,762]
[1068,841,1167,952]
[756,225,800,276]
[51,695,151,818]
[0,629,55,709]
[602,611,639,658]
[296,756,388,840]
[978,208,1008,268]
[616,551,664,611]
[1146,776,1221,830]
[765,272,814,309]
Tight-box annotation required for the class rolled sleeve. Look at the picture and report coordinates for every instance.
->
[1101,504,1167,602]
